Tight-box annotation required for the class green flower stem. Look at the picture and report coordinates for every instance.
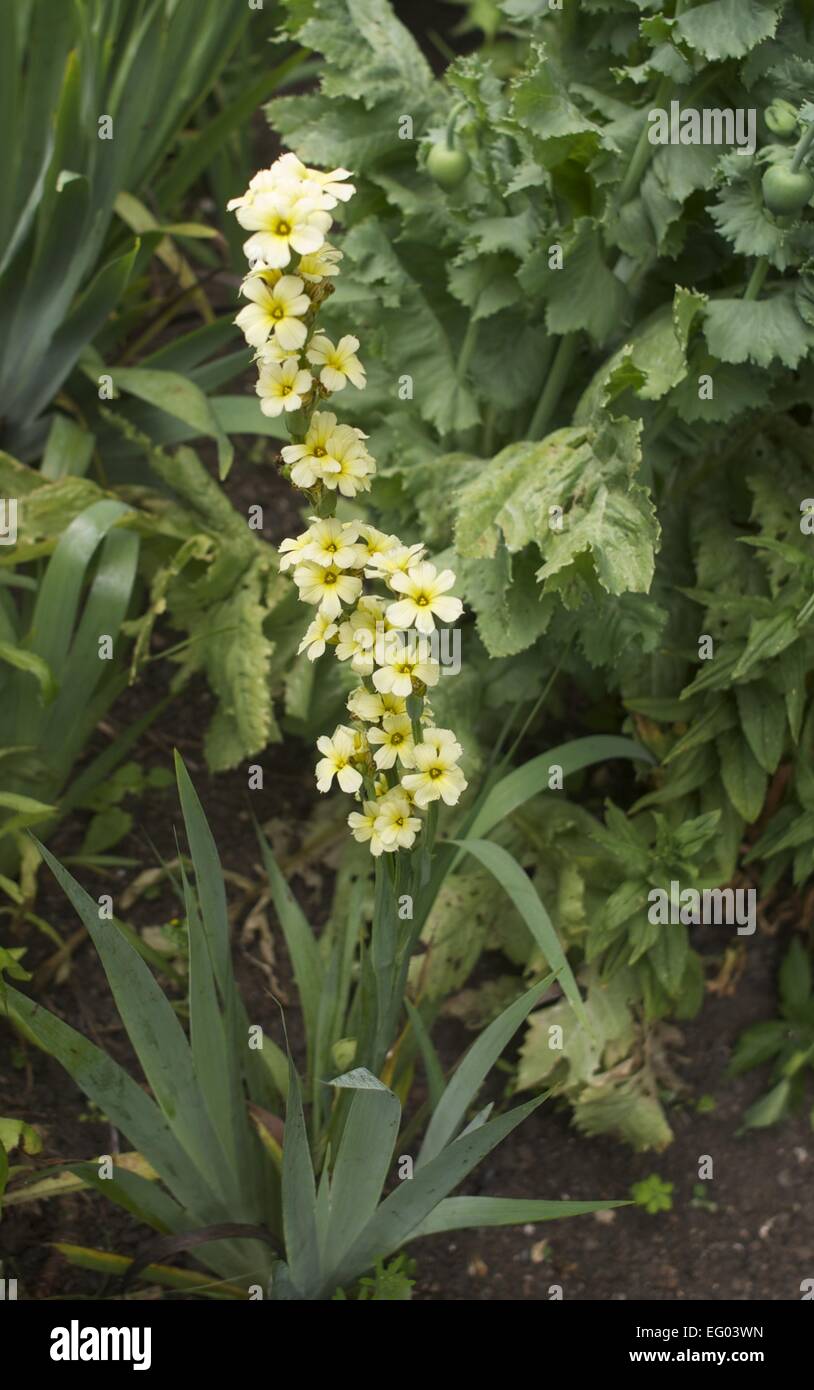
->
[445,100,467,149]
[791,117,814,173]
[456,314,479,383]
[616,75,672,207]
[527,332,578,440]
[743,257,769,301]
[370,857,400,1072]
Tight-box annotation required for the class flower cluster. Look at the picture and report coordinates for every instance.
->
[281,515,466,853]
[229,154,373,498]
[232,153,468,855]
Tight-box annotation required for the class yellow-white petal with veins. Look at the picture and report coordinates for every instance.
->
[387,561,463,635]
[315,727,363,794]
[238,189,332,269]
[256,359,312,417]
[298,612,338,660]
[348,802,388,855]
[236,272,311,351]
[306,333,366,391]
[302,518,362,569]
[367,714,417,770]
[346,687,407,722]
[401,738,467,807]
[371,639,440,698]
[373,795,422,851]
[293,562,362,620]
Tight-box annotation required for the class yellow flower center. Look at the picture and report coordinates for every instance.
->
[323,572,337,586]
[416,594,430,606]
[280,384,291,395]
[275,219,292,236]
[271,306,284,319]
[326,541,337,552]
[428,766,443,780]
[390,732,403,745]
[313,445,326,457]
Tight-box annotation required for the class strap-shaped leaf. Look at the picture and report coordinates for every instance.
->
[3,985,224,1224]
[257,828,323,1073]
[33,840,237,1207]
[452,839,587,1027]
[469,736,655,843]
[322,1069,401,1275]
[332,1096,546,1290]
[406,1195,627,1240]
[417,975,553,1167]
[281,1060,320,1298]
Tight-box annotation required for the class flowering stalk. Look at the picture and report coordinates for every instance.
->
[230,153,468,1069]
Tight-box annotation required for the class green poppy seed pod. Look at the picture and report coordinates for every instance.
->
[762,162,814,215]
[426,142,471,191]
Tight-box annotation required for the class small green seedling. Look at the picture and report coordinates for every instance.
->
[630,1174,674,1215]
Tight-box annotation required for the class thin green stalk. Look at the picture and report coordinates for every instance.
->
[370,858,399,1072]
[616,76,672,207]
[456,315,479,384]
[503,646,571,768]
[743,257,769,301]
[527,332,579,440]
[791,117,814,173]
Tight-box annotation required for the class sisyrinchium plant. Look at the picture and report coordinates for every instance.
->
[0,755,623,1300]
[228,151,473,1071]
[227,149,653,1089]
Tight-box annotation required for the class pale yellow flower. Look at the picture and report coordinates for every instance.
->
[302,518,361,569]
[373,793,422,851]
[355,526,399,569]
[255,337,291,366]
[315,726,363,794]
[423,726,464,761]
[281,412,343,489]
[278,530,313,572]
[367,714,416,770]
[298,611,337,660]
[336,609,378,675]
[367,541,425,581]
[293,561,362,620]
[272,153,356,207]
[321,424,375,498]
[401,736,467,808]
[346,687,406,722]
[236,272,311,351]
[386,561,463,635]
[306,334,366,391]
[348,801,388,856]
[371,637,440,698]
[298,245,343,282]
[256,358,313,417]
[238,188,332,269]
